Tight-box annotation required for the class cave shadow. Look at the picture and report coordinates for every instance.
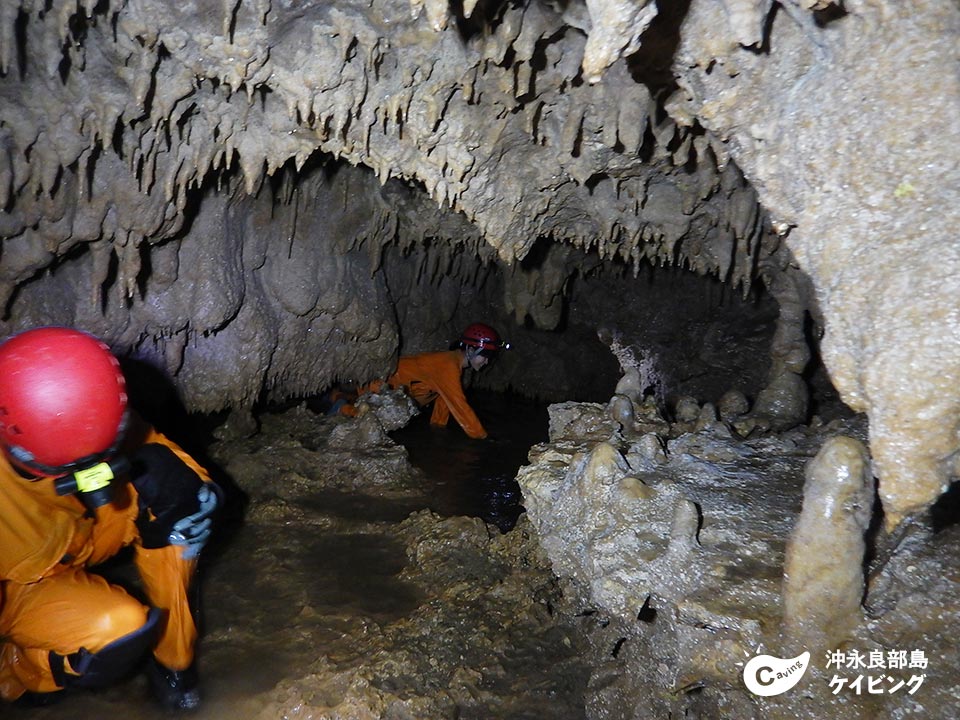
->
[390,390,547,532]
[861,474,960,606]
[449,0,513,43]
[931,480,960,532]
[624,0,693,92]
[801,309,856,423]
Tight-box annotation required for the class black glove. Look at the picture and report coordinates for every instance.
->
[130,444,218,557]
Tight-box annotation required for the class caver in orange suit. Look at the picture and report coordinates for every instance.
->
[340,323,509,439]
[0,326,218,711]
[0,423,210,703]
[356,350,488,439]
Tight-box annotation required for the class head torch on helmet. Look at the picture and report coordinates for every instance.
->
[460,322,510,355]
[53,456,131,510]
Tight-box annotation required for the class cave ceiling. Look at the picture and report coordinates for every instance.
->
[0,0,958,528]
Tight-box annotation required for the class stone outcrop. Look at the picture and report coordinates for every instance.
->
[670,0,960,527]
[517,389,958,718]
[782,435,873,653]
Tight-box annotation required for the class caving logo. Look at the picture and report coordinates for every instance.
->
[741,650,811,696]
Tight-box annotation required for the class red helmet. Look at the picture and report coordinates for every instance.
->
[0,327,128,474]
[459,323,507,354]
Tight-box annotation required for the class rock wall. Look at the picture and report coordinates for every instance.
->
[0,0,781,415]
[1,1,956,520]
[669,0,960,526]
[518,394,959,718]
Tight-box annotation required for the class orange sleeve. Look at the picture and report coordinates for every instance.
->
[0,459,86,583]
[425,355,487,440]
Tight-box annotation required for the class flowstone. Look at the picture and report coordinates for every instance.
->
[517,393,960,718]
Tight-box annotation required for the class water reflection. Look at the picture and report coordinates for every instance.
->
[391,392,548,532]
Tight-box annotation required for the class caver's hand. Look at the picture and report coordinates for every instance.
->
[168,483,221,559]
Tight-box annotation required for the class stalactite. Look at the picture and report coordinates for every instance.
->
[115,232,141,301]
[514,60,532,99]
[0,2,17,74]
[459,64,478,103]
[423,0,449,31]
[561,106,584,158]
[524,4,558,65]
[240,154,264,195]
[672,133,693,167]
[0,0,827,442]
[143,142,159,195]
[0,135,11,209]
[650,119,677,161]
[39,143,61,198]
[132,50,156,107]
[720,0,775,47]
[56,0,75,45]
[88,238,113,306]
[581,0,658,84]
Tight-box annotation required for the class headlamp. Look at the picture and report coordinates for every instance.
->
[54,456,131,510]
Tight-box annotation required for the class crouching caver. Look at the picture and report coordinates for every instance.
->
[0,327,221,711]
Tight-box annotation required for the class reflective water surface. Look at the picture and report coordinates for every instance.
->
[391,391,549,532]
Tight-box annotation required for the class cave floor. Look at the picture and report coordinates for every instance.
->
[7,400,960,720]
[7,404,589,720]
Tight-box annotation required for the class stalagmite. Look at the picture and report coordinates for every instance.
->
[667,498,700,555]
[584,441,628,487]
[0,0,952,548]
[782,436,873,652]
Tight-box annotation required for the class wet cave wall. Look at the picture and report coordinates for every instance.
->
[0,0,787,407]
[0,146,781,418]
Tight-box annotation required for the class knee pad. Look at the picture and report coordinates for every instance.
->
[49,608,161,689]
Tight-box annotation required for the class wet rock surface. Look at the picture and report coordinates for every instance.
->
[518,400,960,719]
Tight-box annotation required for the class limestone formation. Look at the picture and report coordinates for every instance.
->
[0,8,960,717]
[717,389,749,421]
[672,0,960,527]
[0,0,956,664]
[782,435,873,653]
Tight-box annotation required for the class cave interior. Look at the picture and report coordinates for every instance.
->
[2,0,959,717]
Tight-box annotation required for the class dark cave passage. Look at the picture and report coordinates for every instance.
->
[391,391,550,532]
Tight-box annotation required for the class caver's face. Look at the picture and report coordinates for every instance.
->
[468,353,489,371]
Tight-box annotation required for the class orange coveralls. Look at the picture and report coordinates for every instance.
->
[0,424,210,702]
[349,350,487,439]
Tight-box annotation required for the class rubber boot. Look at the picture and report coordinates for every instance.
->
[146,657,200,711]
